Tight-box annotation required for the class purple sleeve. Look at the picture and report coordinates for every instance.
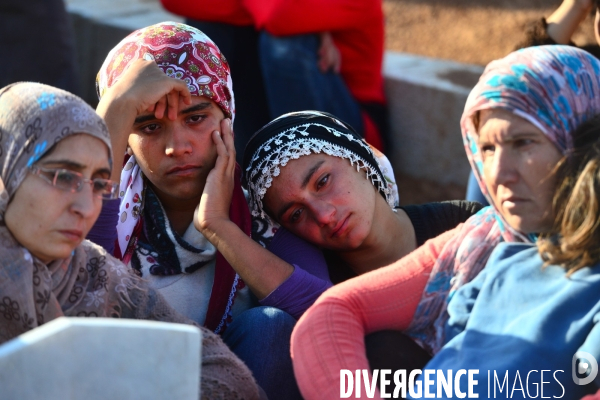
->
[86,198,120,255]
[259,227,333,318]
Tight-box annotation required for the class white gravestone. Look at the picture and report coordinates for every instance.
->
[0,317,201,400]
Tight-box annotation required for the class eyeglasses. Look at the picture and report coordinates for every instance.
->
[29,166,119,200]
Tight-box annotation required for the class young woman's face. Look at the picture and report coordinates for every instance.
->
[263,153,380,250]
[129,96,224,203]
[4,135,111,263]
[478,109,562,234]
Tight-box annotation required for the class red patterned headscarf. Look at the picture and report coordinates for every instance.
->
[97,21,235,120]
[96,22,250,334]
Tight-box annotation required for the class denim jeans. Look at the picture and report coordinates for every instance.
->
[222,306,302,400]
[259,32,364,135]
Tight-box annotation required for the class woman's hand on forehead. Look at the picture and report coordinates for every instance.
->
[107,59,192,120]
[96,59,193,181]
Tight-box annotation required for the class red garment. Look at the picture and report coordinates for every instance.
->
[161,0,386,149]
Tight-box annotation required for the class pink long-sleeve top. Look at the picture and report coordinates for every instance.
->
[290,226,460,400]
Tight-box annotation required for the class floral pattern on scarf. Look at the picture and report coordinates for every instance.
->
[96,22,251,333]
[406,45,600,354]
[0,82,148,345]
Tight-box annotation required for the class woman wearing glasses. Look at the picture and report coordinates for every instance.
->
[0,82,261,399]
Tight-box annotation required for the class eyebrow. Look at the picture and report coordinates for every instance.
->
[275,159,325,221]
[40,159,111,177]
[133,102,213,125]
[478,130,540,145]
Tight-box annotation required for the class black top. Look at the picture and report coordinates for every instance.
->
[327,200,484,284]
[401,200,484,247]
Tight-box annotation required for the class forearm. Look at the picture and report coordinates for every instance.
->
[259,266,332,318]
[202,220,294,299]
[96,94,133,182]
[546,0,592,44]
[290,227,458,399]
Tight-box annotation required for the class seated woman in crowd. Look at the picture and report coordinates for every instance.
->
[92,21,314,400]
[289,44,600,399]
[0,82,260,399]
[242,111,482,284]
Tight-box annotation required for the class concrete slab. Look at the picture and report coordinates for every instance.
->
[0,317,201,400]
[383,52,484,202]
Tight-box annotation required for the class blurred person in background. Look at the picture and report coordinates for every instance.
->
[0,0,79,94]
[160,0,389,161]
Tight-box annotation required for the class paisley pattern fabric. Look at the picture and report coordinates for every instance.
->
[0,82,147,345]
[406,45,600,354]
[96,22,250,333]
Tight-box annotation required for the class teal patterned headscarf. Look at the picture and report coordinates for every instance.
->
[408,45,600,354]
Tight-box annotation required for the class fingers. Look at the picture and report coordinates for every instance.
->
[166,90,180,120]
[220,119,236,174]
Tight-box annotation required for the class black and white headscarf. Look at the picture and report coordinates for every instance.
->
[243,111,399,227]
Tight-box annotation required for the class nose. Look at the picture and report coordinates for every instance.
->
[485,146,518,189]
[311,200,336,227]
[70,183,100,219]
[164,125,193,157]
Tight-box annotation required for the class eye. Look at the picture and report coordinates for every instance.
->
[186,114,206,124]
[289,208,304,223]
[92,179,109,192]
[139,123,161,134]
[55,170,78,187]
[316,174,330,190]
[514,138,534,148]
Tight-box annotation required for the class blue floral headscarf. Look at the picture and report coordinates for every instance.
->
[407,45,600,354]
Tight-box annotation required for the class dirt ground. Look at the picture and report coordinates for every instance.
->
[383,0,597,66]
[382,0,597,204]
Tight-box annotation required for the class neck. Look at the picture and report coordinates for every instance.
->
[339,204,416,275]
[150,185,200,236]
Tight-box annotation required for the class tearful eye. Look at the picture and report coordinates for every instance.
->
[317,174,329,189]
[290,208,303,223]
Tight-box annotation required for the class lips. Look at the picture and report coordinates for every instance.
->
[58,229,83,242]
[166,164,201,176]
[331,215,350,238]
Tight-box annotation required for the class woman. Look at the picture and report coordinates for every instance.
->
[289,45,600,399]
[415,114,600,398]
[242,110,482,283]
[93,21,320,399]
[0,82,260,399]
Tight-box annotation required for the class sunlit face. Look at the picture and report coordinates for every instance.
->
[263,153,380,250]
[478,108,562,234]
[4,135,111,264]
[129,96,225,203]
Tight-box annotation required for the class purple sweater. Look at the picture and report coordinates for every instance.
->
[86,199,332,319]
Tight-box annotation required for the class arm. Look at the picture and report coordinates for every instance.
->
[195,119,296,300]
[259,227,332,318]
[516,0,593,49]
[545,0,593,44]
[290,226,460,400]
